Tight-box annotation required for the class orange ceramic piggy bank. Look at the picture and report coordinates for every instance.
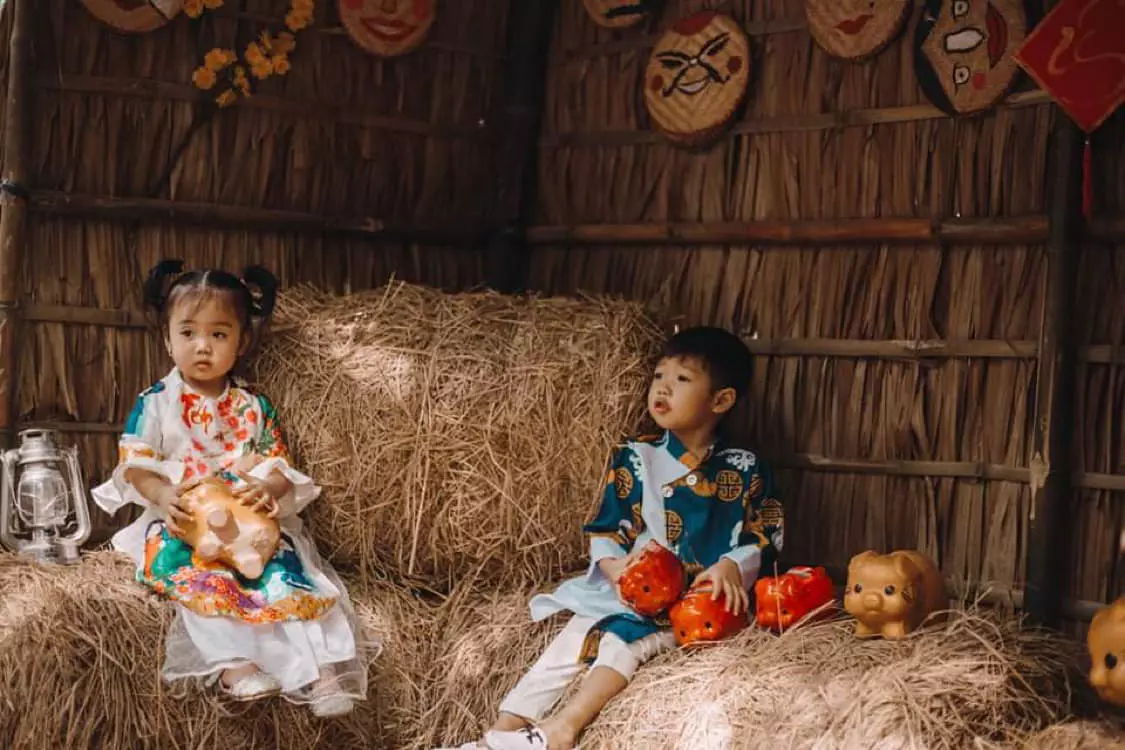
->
[670,582,750,646]
[1088,596,1125,707]
[617,540,685,617]
[754,565,836,633]
[177,478,280,579]
[844,549,946,639]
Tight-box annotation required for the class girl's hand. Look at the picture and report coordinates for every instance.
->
[693,558,748,615]
[153,484,192,535]
[233,471,280,518]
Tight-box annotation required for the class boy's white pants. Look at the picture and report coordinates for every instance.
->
[498,615,676,722]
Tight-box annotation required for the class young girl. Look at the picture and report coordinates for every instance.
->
[92,260,371,718]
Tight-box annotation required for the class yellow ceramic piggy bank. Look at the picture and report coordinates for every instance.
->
[1088,596,1125,707]
[844,549,946,639]
[178,477,280,579]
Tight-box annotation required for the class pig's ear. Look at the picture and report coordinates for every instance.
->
[892,553,919,582]
[848,550,878,573]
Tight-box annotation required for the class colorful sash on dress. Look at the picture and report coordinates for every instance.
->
[140,521,337,624]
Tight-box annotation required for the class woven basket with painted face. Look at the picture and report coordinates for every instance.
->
[914,0,1029,116]
[80,0,181,33]
[805,0,910,61]
[643,12,751,147]
[339,0,436,57]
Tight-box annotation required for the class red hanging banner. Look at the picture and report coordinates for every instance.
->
[1013,0,1125,133]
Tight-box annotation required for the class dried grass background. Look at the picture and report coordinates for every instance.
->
[252,282,662,590]
[531,0,1059,600]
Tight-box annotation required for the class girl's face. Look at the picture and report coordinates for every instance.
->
[165,295,247,394]
[647,355,734,433]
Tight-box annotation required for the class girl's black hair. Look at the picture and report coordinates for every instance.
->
[143,259,278,332]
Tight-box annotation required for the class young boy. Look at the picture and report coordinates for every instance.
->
[442,326,783,750]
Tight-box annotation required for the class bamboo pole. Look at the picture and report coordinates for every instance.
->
[1024,116,1084,629]
[527,215,1050,246]
[485,0,556,292]
[29,190,491,243]
[37,75,489,140]
[540,91,1052,147]
[0,0,32,450]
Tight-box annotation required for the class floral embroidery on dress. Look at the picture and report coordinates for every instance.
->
[141,522,337,624]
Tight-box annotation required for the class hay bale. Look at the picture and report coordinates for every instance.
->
[253,282,661,589]
[414,584,569,750]
[577,609,1089,750]
[341,575,442,749]
[1022,719,1125,749]
[0,552,413,750]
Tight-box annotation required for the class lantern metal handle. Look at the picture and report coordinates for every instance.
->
[0,449,18,553]
[61,444,92,548]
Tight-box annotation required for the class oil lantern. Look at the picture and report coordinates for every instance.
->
[0,429,92,563]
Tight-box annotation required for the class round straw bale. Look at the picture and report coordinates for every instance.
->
[0,552,397,750]
[252,282,661,590]
[1021,719,1125,749]
[414,583,570,749]
[334,574,443,750]
[577,608,1091,750]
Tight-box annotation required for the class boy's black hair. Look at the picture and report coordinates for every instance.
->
[660,326,754,398]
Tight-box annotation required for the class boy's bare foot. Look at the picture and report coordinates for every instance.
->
[221,662,261,687]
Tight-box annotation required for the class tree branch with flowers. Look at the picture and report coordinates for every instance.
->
[186,0,315,108]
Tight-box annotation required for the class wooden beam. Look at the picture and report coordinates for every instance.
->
[21,303,148,329]
[743,338,1038,359]
[773,455,1030,483]
[1089,217,1125,242]
[486,0,556,293]
[552,17,807,63]
[1024,116,1085,629]
[28,190,491,243]
[0,0,32,450]
[539,90,1052,148]
[36,75,489,140]
[24,303,1125,368]
[526,215,1050,246]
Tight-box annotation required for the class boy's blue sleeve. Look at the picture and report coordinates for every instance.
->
[722,460,783,589]
[582,444,643,578]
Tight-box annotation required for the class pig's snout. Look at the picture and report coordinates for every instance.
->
[862,593,883,610]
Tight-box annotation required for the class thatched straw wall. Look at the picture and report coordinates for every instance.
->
[0,0,511,542]
[525,0,1125,617]
[1072,112,1125,612]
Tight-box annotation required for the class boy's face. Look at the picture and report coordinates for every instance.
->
[647,355,735,434]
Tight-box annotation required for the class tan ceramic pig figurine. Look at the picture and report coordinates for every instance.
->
[1088,596,1125,707]
[844,549,946,639]
[177,477,280,579]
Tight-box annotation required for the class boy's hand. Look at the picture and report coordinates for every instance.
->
[694,558,748,615]
[598,554,634,605]
[152,484,192,535]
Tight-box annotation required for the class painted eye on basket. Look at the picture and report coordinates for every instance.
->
[953,0,970,17]
[954,65,971,86]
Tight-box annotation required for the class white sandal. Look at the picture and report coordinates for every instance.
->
[484,727,549,750]
[219,671,282,702]
[310,692,355,718]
